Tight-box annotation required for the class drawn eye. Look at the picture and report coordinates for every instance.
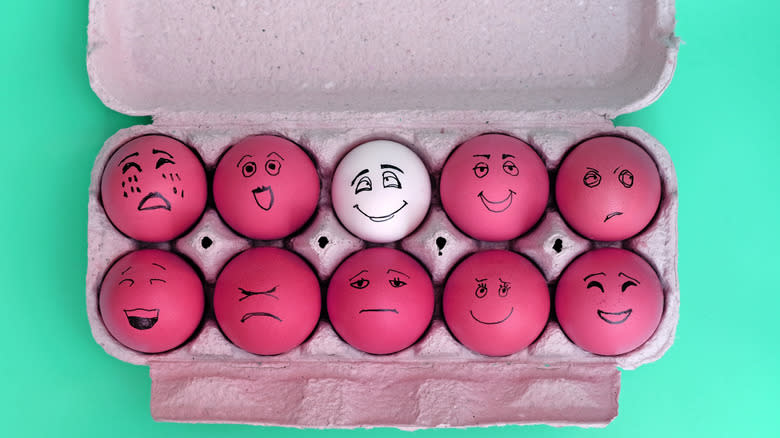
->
[149,278,167,285]
[583,169,601,188]
[621,280,637,292]
[475,283,488,298]
[503,160,519,176]
[619,169,634,188]
[350,278,370,289]
[498,282,511,297]
[242,161,257,177]
[121,162,141,174]
[265,159,281,176]
[587,280,605,293]
[155,157,175,169]
[118,278,134,287]
[389,277,407,288]
[473,162,489,178]
[355,176,372,194]
[382,171,402,189]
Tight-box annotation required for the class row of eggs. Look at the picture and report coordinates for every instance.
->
[101,134,662,243]
[100,246,663,358]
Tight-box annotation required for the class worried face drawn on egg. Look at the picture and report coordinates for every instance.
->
[213,247,321,356]
[100,135,207,242]
[331,140,431,243]
[555,136,661,241]
[555,248,664,356]
[213,136,320,240]
[99,249,205,353]
[440,134,549,241]
[443,250,550,357]
[327,247,434,355]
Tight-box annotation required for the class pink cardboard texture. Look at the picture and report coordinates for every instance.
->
[86,0,679,429]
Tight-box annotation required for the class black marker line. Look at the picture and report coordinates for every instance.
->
[583,272,606,281]
[350,169,369,186]
[118,152,139,166]
[380,164,404,173]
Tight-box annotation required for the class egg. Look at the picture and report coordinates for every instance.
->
[100,135,207,242]
[555,136,661,241]
[555,247,664,356]
[442,250,549,356]
[331,140,431,243]
[213,135,320,240]
[99,249,205,353]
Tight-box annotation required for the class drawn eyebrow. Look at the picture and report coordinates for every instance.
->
[238,286,279,302]
[475,277,488,282]
[583,272,606,281]
[502,154,515,159]
[387,269,410,278]
[151,263,166,271]
[380,164,404,173]
[586,167,600,172]
[236,154,253,168]
[498,278,511,284]
[613,166,621,174]
[349,270,368,281]
[118,152,139,166]
[267,151,285,161]
[120,266,133,275]
[149,278,167,284]
[350,169,369,186]
[619,272,640,283]
[473,154,490,159]
[152,149,173,158]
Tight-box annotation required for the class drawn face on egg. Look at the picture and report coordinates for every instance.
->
[213,136,320,240]
[331,140,431,243]
[555,136,661,241]
[555,248,664,356]
[100,135,207,242]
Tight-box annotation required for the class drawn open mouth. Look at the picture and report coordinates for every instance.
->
[470,307,514,325]
[477,190,516,213]
[597,309,632,324]
[123,308,159,330]
[252,186,275,211]
[241,312,282,323]
[353,201,408,222]
[604,211,623,222]
[137,192,171,211]
[359,308,399,314]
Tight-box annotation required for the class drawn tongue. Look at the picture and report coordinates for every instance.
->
[252,186,274,211]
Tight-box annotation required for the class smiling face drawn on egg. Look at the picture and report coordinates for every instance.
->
[101,136,207,242]
[440,134,549,242]
[327,247,434,355]
[331,140,431,243]
[213,136,320,240]
[555,136,661,241]
[117,262,168,330]
[469,277,514,325]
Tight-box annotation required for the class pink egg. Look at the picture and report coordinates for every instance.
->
[99,249,204,353]
[555,136,661,241]
[440,134,549,241]
[213,247,321,355]
[213,135,320,240]
[327,247,434,355]
[443,250,549,356]
[101,135,207,242]
[555,248,664,356]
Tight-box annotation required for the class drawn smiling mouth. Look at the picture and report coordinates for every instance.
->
[597,309,632,324]
[353,201,408,222]
[252,186,275,211]
[477,190,516,213]
[470,307,514,325]
[123,308,159,330]
[604,211,623,222]
[241,312,282,323]
[137,192,171,211]
[359,308,399,314]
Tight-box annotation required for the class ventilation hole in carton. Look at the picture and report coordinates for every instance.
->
[436,236,447,256]
[552,238,563,253]
[201,236,213,249]
[318,236,329,249]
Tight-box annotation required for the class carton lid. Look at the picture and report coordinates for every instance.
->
[87,0,677,120]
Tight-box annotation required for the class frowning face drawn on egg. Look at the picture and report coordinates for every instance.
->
[331,140,431,243]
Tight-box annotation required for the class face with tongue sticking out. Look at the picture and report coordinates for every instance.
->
[100,135,207,242]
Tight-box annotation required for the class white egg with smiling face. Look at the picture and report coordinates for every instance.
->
[332,140,431,243]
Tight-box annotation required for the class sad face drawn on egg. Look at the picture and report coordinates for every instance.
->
[331,140,431,243]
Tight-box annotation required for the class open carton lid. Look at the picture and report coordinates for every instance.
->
[87,0,678,123]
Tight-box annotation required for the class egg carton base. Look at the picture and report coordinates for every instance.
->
[149,360,619,428]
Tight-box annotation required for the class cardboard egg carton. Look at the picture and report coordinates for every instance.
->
[86,0,679,428]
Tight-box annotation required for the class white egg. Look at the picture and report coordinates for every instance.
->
[331,140,431,243]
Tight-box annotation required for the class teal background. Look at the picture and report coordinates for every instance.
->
[2,1,778,436]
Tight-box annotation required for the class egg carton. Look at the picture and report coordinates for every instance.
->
[86,0,679,428]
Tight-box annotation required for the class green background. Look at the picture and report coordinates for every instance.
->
[2,1,778,436]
